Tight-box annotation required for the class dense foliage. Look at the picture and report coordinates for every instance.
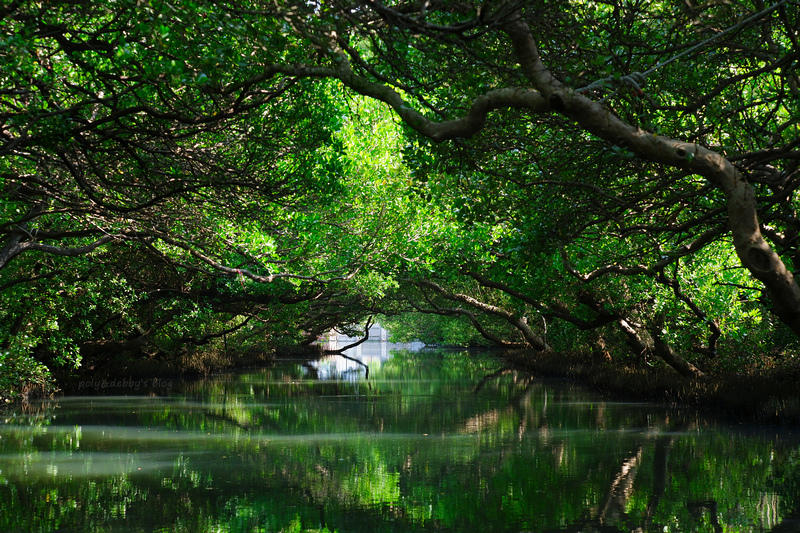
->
[2,0,800,398]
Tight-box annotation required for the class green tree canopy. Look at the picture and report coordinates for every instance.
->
[2,0,800,396]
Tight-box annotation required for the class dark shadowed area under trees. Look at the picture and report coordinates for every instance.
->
[2,0,800,410]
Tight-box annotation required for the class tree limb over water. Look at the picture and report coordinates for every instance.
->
[3,1,800,392]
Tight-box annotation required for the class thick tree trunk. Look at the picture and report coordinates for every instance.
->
[328,8,800,342]
[618,318,652,361]
[650,330,705,380]
[502,17,800,337]
[617,317,704,378]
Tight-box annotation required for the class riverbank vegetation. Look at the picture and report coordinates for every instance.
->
[2,1,800,407]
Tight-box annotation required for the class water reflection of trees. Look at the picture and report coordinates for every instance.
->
[1,353,800,531]
[474,365,800,532]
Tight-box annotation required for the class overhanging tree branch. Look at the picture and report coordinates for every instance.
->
[416,278,548,350]
[500,15,800,335]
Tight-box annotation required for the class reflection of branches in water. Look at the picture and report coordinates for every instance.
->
[687,500,723,533]
[304,354,370,380]
[510,379,537,439]
[644,434,674,525]
[468,367,538,438]
[202,410,252,431]
[319,317,375,379]
[599,424,691,530]
[473,367,514,393]
[461,408,500,434]
[472,370,759,532]
[474,364,536,396]
[599,447,642,527]
[325,317,375,355]
[549,422,698,532]
[335,353,370,380]
[301,362,318,379]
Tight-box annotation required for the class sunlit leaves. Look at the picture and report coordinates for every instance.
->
[3,0,800,395]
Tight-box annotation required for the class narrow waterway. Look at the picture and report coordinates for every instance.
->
[1,347,799,532]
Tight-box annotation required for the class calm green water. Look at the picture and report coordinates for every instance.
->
[2,349,800,532]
